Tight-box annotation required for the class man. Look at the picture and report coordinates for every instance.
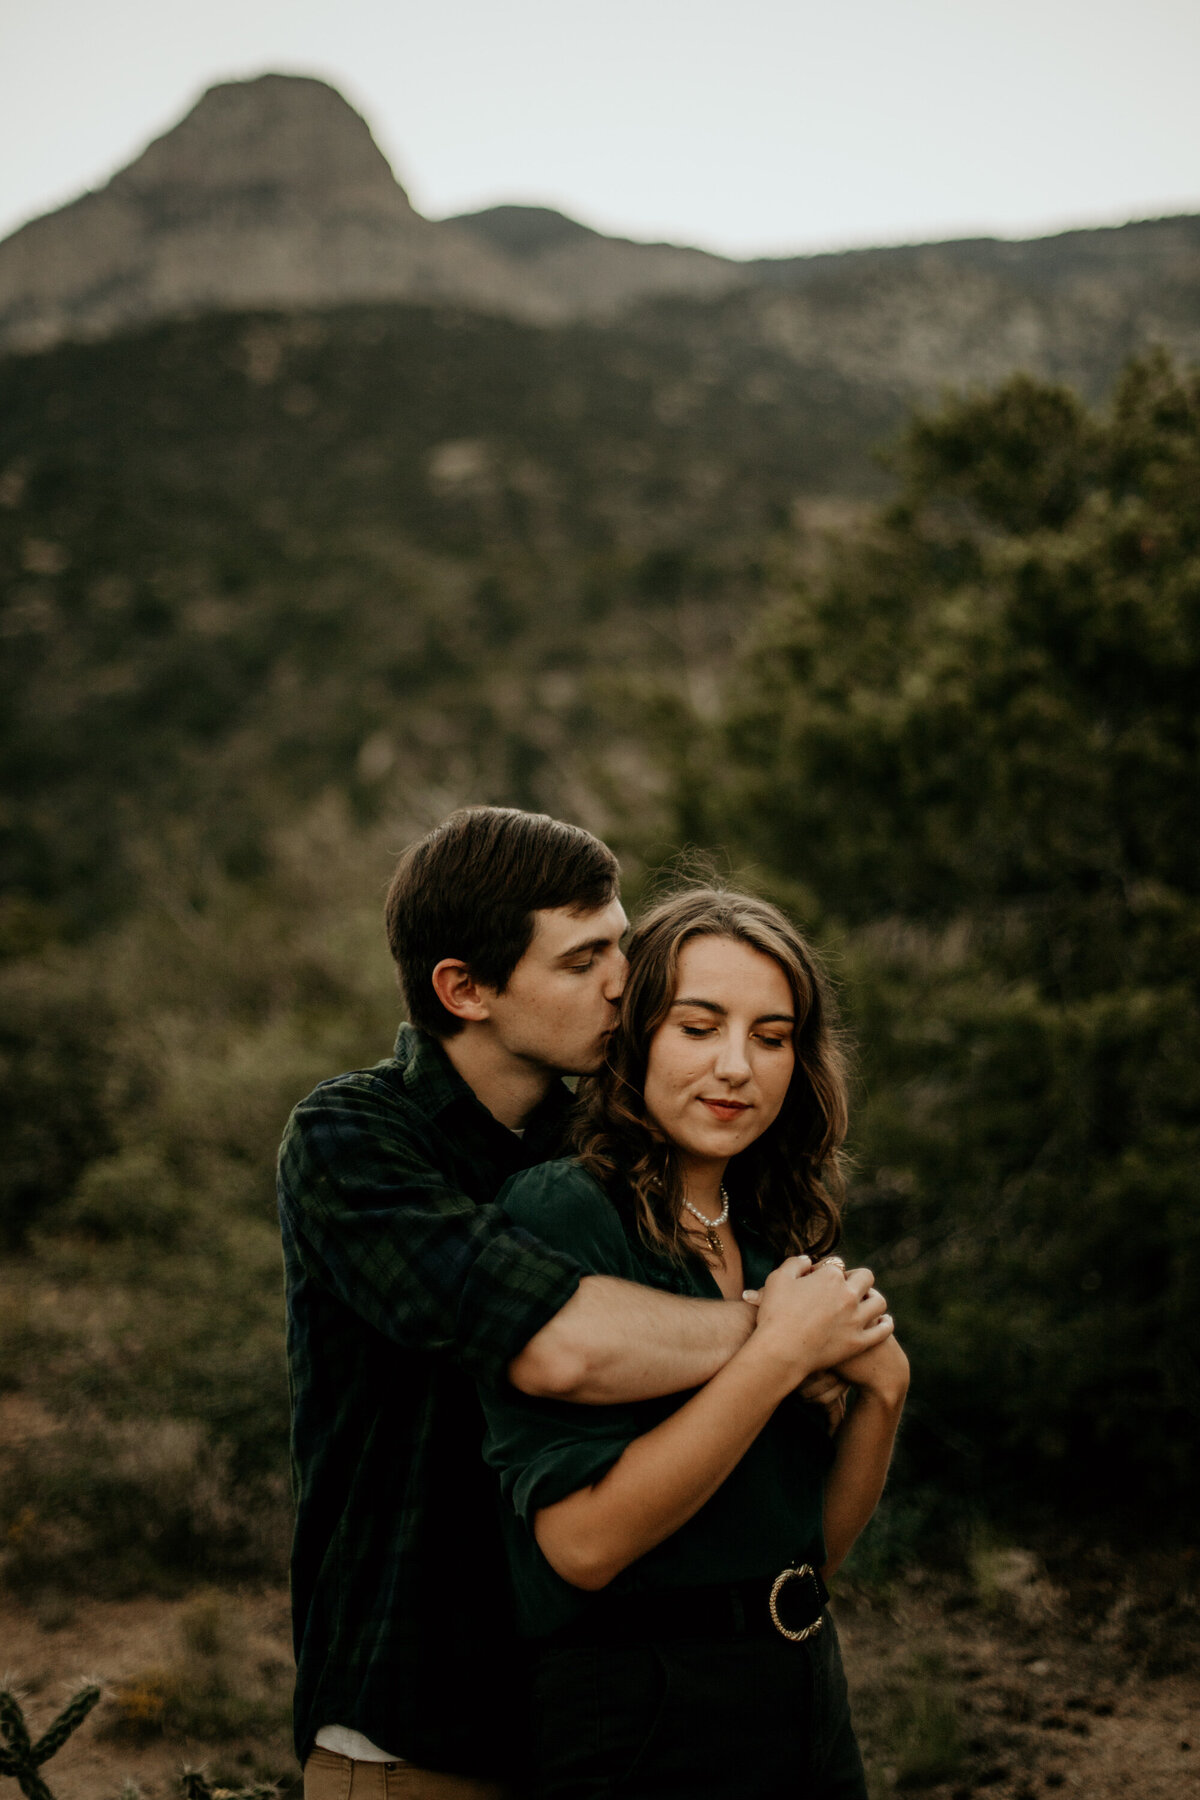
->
[278,807,760,1797]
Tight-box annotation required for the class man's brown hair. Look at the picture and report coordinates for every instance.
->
[385,806,620,1037]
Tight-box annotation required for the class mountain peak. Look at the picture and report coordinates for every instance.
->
[448,204,602,258]
[110,74,413,213]
[0,72,561,352]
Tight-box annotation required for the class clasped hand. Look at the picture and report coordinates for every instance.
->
[743,1254,905,1428]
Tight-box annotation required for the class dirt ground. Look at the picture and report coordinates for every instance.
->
[0,1562,1196,1800]
[0,1589,297,1799]
[836,1570,1200,1800]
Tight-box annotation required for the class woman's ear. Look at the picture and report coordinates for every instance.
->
[430,958,492,1025]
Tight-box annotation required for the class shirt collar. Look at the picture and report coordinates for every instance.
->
[393,1022,574,1153]
[393,1021,474,1120]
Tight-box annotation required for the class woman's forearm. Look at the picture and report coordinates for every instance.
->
[533,1335,799,1589]
[532,1258,894,1591]
[820,1381,907,1579]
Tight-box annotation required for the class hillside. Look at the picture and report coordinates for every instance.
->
[2,295,899,932]
[6,206,1200,937]
[455,202,1200,392]
[1,320,1195,1800]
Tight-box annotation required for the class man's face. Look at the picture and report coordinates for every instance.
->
[481,897,628,1077]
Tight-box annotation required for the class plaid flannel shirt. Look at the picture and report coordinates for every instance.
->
[277,1024,583,1773]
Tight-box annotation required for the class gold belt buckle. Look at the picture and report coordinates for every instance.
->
[768,1563,826,1642]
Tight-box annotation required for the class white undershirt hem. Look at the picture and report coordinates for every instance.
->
[314,1725,404,1762]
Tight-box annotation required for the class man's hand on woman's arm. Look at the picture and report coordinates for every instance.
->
[798,1368,851,1434]
[743,1254,853,1432]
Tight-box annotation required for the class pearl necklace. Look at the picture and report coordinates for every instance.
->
[681,1185,731,1266]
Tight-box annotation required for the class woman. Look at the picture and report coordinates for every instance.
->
[479,888,909,1799]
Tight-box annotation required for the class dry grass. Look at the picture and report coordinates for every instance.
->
[837,1547,1199,1799]
[104,1592,289,1749]
[0,1589,295,1799]
[0,1549,1195,1799]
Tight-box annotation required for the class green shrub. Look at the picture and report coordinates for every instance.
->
[1,1414,288,1598]
[0,968,126,1247]
[681,352,1200,1525]
[60,1148,188,1244]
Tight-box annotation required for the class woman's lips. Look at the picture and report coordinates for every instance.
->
[701,1098,751,1120]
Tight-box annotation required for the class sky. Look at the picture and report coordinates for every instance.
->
[2,0,1199,258]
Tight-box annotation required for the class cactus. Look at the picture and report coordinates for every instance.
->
[0,1684,102,1800]
[0,1682,281,1800]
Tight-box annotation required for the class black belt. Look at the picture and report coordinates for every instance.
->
[548,1563,829,1648]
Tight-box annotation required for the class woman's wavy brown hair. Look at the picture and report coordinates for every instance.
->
[571,887,849,1265]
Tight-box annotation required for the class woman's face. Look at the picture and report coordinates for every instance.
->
[642,934,797,1182]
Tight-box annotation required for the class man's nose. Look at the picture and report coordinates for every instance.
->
[604,950,628,1003]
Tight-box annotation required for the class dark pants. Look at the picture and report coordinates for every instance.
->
[527,1611,867,1800]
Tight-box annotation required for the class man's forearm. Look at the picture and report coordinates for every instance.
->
[507,1274,755,1403]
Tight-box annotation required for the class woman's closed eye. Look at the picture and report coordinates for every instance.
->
[678,1023,790,1046]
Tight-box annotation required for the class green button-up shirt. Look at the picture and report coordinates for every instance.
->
[277,1025,583,1773]
[480,1160,834,1639]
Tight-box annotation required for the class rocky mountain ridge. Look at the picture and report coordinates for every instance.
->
[0,76,559,352]
[3,71,1199,391]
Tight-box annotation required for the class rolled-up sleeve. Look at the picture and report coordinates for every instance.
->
[480,1161,651,1513]
[278,1074,583,1387]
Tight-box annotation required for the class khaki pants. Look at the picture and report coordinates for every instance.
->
[303,1746,509,1800]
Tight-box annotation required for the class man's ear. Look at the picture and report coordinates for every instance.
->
[430,958,492,1025]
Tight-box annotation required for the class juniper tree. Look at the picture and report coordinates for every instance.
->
[684,351,1200,1524]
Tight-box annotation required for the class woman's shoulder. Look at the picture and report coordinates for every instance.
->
[499,1156,608,1219]
[497,1157,633,1270]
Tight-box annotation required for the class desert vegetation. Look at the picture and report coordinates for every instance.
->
[1,305,1196,1795]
